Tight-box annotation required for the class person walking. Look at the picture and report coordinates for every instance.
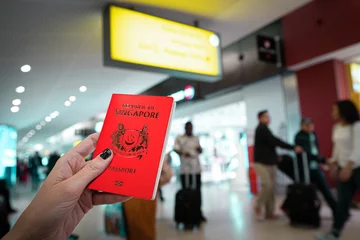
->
[295,118,337,217]
[29,152,42,191]
[174,121,207,222]
[317,100,360,240]
[47,151,60,176]
[253,110,302,220]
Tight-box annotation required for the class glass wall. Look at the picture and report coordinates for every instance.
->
[0,125,17,187]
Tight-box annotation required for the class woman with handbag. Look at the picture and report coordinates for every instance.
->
[317,100,360,240]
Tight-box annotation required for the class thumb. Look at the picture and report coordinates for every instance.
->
[72,148,113,190]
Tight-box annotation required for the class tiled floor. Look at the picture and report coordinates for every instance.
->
[9,181,360,240]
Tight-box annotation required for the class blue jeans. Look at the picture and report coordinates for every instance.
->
[332,167,360,236]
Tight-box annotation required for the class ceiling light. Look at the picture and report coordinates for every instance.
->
[23,137,28,142]
[11,106,19,113]
[26,133,32,138]
[12,99,21,105]
[30,130,35,135]
[35,125,42,130]
[34,144,43,151]
[15,86,25,93]
[21,65,31,73]
[69,96,76,102]
[79,86,87,92]
[45,116,52,122]
[40,121,46,126]
[50,111,58,118]
[64,101,71,107]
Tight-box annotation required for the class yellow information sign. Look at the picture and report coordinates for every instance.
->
[106,5,222,81]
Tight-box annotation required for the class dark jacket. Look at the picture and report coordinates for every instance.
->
[254,123,294,165]
[294,130,325,164]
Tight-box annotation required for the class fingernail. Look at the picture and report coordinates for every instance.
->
[100,148,112,160]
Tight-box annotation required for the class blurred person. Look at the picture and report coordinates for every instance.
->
[294,118,336,217]
[317,100,360,240]
[29,151,42,191]
[123,157,172,240]
[19,160,29,185]
[0,180,17,214]
[2,133,130,240]
[253,110,302,220]
[174,121,206,222]
[158,152,172,202]
[47,151,60,176]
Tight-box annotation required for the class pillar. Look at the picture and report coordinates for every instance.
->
[296,60,349,157]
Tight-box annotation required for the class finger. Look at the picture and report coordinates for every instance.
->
[92,192,132,205]
[68,133,100,158]
[71,148,113,190]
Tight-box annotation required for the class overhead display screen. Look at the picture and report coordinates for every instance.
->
[104,5,223,82]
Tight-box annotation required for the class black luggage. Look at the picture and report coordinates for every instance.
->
[174,174,201,229]
[283,153,321,228]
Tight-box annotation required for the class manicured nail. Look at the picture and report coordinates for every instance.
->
[100,148,112,160]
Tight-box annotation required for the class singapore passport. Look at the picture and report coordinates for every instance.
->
[88,94,175,200]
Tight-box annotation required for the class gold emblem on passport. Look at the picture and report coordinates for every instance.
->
[111,123,149,159]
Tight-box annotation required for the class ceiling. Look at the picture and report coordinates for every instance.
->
[0,0,311,149]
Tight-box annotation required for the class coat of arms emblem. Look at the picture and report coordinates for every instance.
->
[111,123,149,159]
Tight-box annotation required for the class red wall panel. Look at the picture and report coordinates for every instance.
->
[283,0,360,66]
[297,60,339,157]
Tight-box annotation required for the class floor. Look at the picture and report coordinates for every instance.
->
[9,181,360,240]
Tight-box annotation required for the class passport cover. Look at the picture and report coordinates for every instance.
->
[88,94,175,200]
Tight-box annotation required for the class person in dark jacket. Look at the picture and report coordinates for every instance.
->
[47,151,60,176]
[253,110,302,220]
[295,118,337,217]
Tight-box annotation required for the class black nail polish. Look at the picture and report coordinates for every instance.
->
[100,148,111,160]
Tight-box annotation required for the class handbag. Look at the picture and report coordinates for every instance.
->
[104,203,127,238]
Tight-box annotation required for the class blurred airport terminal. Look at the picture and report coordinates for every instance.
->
[2,0,360,239]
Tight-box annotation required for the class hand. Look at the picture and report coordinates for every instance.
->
[339,165,353,182]
[4,133,131,240]
[294,146,303,153]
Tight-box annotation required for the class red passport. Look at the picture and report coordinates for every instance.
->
[88,94,175,200]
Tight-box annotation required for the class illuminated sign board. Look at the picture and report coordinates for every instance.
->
[104,5,223,82]
[169,85,195,102]
[350,63,360,93]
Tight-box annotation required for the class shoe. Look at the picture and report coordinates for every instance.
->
[254,208,264,221]
[315,232,339,240]
[266,214,280,220]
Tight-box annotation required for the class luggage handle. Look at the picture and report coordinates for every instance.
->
[293,152,310,184]
[185,171,197,190]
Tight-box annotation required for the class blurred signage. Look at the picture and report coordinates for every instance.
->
[104,5,223,82]
[169,85,195,102]
[350,63,360,93]
[257,35,282,66]
[75,129,96,137]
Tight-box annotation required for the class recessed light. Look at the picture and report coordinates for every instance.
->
[12,99,21,105]
[45,116,52,122]
[50,111,58,118]
[79,86,87,92]
[15,86,25,93]
[40,121,46,127]
[23,137,28,142]
[64,101,71,107]
[69,96,76,102]
[21,65,31,73]
[36,125,42,130]
[11,106,19,113]
[30,130,35,135]
[26,133,32,138]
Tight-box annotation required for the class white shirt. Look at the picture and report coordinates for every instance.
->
[330,122,360,168]
[174,134,201,174]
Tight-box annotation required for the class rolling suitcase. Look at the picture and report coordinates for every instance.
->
[284,153,321,228]
[174,173,201,229]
